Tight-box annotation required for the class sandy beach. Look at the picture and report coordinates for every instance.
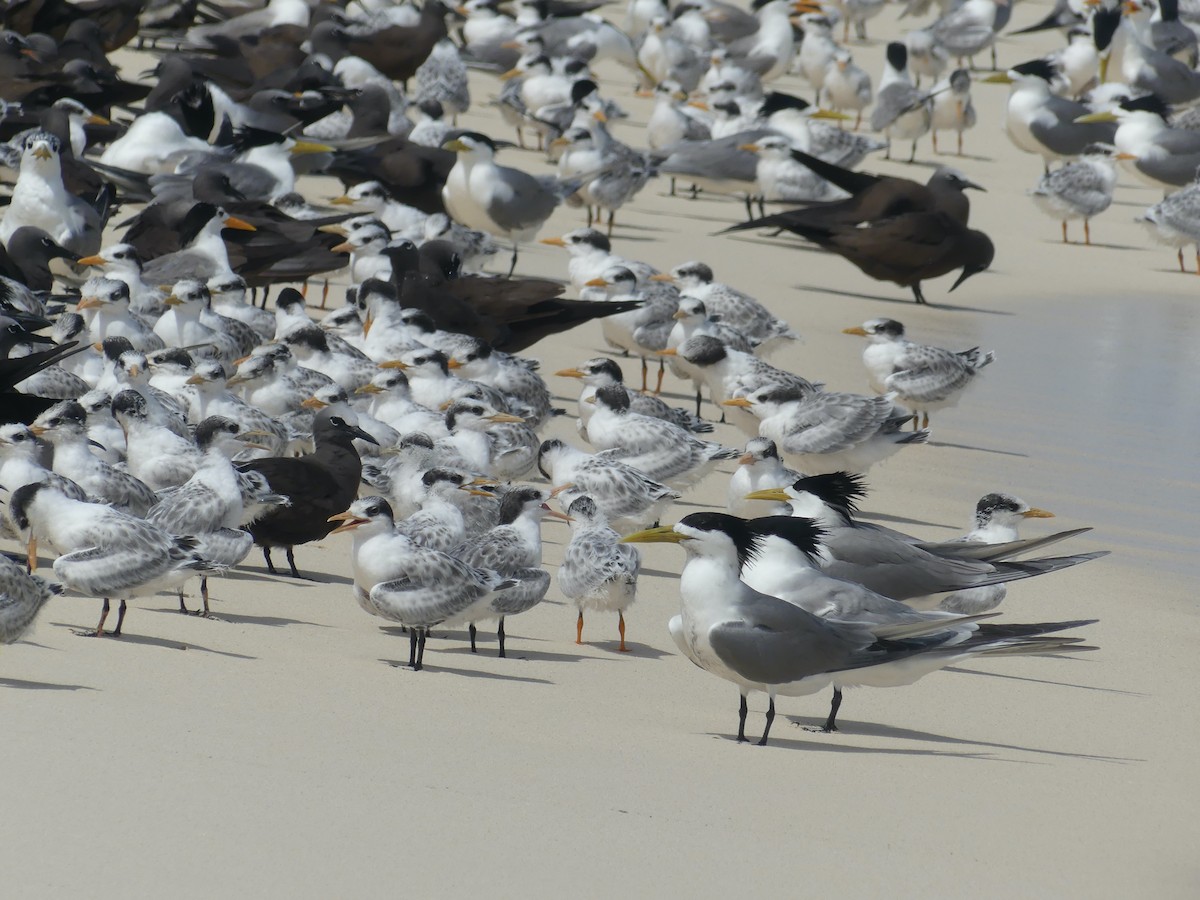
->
[3,4,1199,896]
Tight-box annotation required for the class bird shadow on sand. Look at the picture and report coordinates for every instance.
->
[50,622,257,660]
[792,283,1016,316]
[145,607,328,629]
[703,729,996,760]
[378,658,554,684]
[781,717,1141,763]
[945,665,1148,698]
[926,440,1030,458]
[1041,239,1142,251]
[438,644,594,664]
[239,567,354,587]
[0,676,96,691]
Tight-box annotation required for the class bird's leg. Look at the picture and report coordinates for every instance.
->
[757,197,766,218]
[911,284,927,304]
[261,285,271,310]
[262,546,277,575]
[957,130,964,157]
[285,547,312,580]
[821,686,843,733]
[301,280,308,299]
[497,618,506,658]
[909,140,918,163]
[1084,220,1092,246]
[736,694,749,742]
[113,599,127,637]
[536,133,543,152]
[575,610,584,645]
[654,359,665,395]
[415,628,427,671]
[408,627,418,668]
[606,210,615,238]
[586,206,593,227]
[884,139,891,160]
[469,622,478,653]
[516,128,525,150]
[1194,245,1200,275]
[617,612,629,652]
[320,280,329,310]
[853,111,861,131]
[695,389,702,419]
[94,598,110,637]
[669,177,677,196]
[913,414,919,432]
[1179,248,1186,273]
[201,576,211,616]
[932,130,939,154]
[921,412,929,429]
[1043,159,1050,176]
[507,243,518,277]
[1061,220,1068,244]
[640,356,649,392]
[689,184,699,199]
[178,590,189,614]
[26,536,36,573]
[757,696,776,746]
[991,44,998,72]
[743,195,754,219]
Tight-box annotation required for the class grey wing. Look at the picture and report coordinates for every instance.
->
[577,462,679,515]
[489,568,550,615]
[916,527,1094,561]
[369,556,494,626]
[871,84,922,130]
[487,169,561,231]
[53,526,172,596]
[148,482,229,534]
[559,531,638,597]
[779,393,894,454]
[1036,97,1114,155]
[886,345,975,402]
[824,527,994,599]
[707,593,864,684]
[107,469,160,516]
[455,528,528,572]
[140,250,219,284]
[191,527,253,568]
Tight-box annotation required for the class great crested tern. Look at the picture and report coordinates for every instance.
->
[557,495,641,651]
[843,317,995,428]
[442,132,583,274]
[622,512,1084,745]
[738,514,1096,732]
[870,42,931,163]
[1029,146,1117,245]
[744,472,1108,604]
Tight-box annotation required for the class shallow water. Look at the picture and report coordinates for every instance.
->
[956,289,1200,581]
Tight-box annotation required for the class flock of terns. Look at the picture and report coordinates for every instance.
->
[1,0,1161,745]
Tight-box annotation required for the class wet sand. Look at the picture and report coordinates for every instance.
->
[3,6,1198,897]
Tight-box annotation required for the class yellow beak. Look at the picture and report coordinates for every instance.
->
[744,488,791,502]
[621,525,688,544]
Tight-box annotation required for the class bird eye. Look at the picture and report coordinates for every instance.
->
[330,417,345,426]
[13,433,25,441]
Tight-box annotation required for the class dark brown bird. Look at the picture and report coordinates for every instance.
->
[725,148,984,232]
[308,2,451,85]
[371,240,642,352]
[783,212,995,304]
[724,150,994,304]
[237,409,379,579]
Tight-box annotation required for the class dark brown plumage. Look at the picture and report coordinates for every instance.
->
[237,409,379,579]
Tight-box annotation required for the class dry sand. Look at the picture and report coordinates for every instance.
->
[3,5,1199,896]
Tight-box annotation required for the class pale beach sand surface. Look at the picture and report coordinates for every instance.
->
[3,5,1198,897]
